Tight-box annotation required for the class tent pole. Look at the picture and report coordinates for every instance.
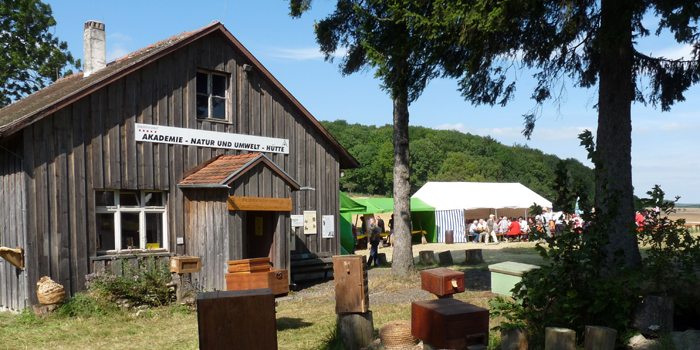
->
[417,213,427,245]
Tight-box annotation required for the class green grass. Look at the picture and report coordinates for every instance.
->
[0,246,545,350]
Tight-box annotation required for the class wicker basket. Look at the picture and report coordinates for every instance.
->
[36,276,67,305]
[379,320,418,349]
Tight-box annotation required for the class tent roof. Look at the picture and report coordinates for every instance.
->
[350,197,435,214]
[412,182,552,211]
[340,192,367,213]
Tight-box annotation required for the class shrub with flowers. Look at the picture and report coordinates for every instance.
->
[85,256,175,308]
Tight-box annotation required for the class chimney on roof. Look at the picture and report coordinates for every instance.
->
[83,21,106,77]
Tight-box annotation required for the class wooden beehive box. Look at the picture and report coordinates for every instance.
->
[411,299,489,349]
[197,289,278,350]
[420,268,465,296]
[170,256,201,274]
[267,270,290,296]
[225,270,289,296]
[488,261,540,297]
[333,255,369,313]
[227,258,271,273]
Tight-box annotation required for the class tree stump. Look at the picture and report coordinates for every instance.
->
[632,295,674,335]
[545,327,576,350]
[501,328,528,350]
[419,251,436,265]
[584,325,616,350]
[437,251,453,265]
[465,249,483,264]
[377,253,388,265]
[338,311,374,350]
[451,250,466,264]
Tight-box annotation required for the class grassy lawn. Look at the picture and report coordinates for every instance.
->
[0,244,545,350]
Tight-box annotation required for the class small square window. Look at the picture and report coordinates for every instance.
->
[196,70,228,121]
[144,192,163,207]
[120,192,140,206]
[96,191,115,206]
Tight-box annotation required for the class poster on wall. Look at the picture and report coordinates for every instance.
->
[303,211,317,235]
[322,215,335,238]
[255,217,264,236]
[291,215,304,228]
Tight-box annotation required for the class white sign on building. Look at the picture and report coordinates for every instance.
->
[135,123,289,154]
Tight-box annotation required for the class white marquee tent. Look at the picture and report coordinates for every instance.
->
[412,182,553,243]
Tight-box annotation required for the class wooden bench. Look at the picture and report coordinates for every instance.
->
[290,252,334,282]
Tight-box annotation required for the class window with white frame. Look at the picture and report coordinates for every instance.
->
[95,190,168,253]
[196,70,228,120]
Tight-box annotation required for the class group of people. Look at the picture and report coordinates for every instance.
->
[360,214,394,268]
[465,207,589,244]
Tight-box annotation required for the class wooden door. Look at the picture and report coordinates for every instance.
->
[245,211,276,265]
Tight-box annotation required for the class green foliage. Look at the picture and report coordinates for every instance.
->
[317,322,344,350]
[488,296,527,331]
[55,292,119,318]
[85,257,175,308]
[638,186,700,297]
[322,120,594,201]
[0,0,81,107]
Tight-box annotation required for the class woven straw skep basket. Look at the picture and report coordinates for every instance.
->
[36,276,67,305]
[379,320,418,349]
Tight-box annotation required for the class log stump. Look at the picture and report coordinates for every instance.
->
[419,251,436,265]
[451,250,466,264]
[338,311,374,350]
[437,251,453,266]
[545,327,576,350]
[377,253,388,266]
[465,249,483,264]
[584,325,616,350]
[501,328,528,350]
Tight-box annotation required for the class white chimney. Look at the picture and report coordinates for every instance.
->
[83,21,106,77]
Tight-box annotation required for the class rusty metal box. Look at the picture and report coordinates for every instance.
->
[420,267,465,296]
[170,256,201,273]
[411,298,489,349]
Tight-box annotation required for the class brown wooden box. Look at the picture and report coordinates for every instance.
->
[225,272,269,291]
[267,269,290,296]
[170,256,201,274]
[333,255,369,314]
[227,257,271,273]
[411,299,489,349]
[225,270,289,296]
[197,289,277,350]
[420,268,465,296]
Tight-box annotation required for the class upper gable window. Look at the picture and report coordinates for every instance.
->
[196,70,228,120]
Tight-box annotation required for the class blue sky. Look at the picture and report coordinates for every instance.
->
[47,0,700,203]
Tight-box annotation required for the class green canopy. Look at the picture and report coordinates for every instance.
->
[340,191,367,213]
[352,197,435,213]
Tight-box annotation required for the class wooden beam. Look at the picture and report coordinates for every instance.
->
[227,196,291,212]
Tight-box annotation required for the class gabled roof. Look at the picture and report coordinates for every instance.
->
[179,152,300,190]
[0,21,359,169]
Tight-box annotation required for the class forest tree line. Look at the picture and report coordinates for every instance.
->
[322,120,595,206]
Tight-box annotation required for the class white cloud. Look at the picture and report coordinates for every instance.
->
[434,123,593,141]
[106,32,132,61]
[267,46,348,60]
[650,43,694,60]
[659,122,680,131]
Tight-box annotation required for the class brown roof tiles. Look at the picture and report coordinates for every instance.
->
[180,153,300,190]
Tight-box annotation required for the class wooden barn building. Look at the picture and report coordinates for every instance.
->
[0,21,358,311]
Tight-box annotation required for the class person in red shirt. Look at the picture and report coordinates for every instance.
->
[635,211,645,230]
[505,217,521,242]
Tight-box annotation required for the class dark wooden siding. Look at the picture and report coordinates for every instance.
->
[0,136,27,312]
[8,32,341,305]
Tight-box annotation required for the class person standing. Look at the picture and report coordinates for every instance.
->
[368,218,382,267]
[482,214,499,245]
[541,207,553,238]
[377,216,386,232]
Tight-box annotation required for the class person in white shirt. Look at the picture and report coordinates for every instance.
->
[468,220,479,242]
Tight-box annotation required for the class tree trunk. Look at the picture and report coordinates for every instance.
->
[597,0,641,269]
[391,92,415,278]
